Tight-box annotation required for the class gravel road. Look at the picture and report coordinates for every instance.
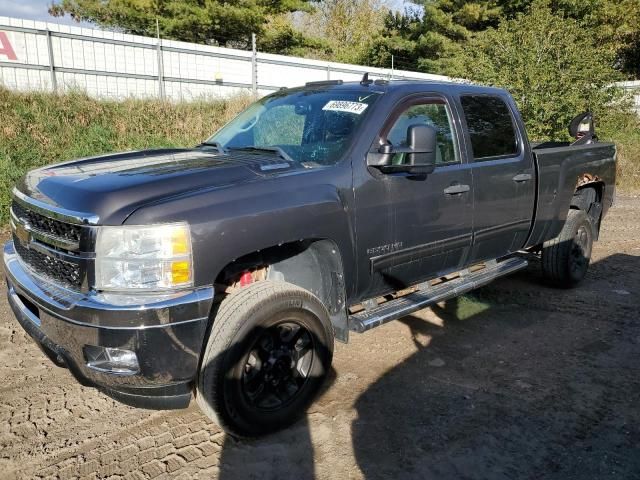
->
[1,195,639,480]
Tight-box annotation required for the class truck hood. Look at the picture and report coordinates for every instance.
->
[16,148,299,224]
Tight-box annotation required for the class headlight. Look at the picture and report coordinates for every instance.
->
[95,223,193,291]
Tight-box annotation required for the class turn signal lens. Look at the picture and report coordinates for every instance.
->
[171,261,192,284]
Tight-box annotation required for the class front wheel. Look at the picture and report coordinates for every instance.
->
[196,281,334,437]
[541,209,594,288]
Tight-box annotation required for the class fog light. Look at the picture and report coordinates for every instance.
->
[84,345,140,375]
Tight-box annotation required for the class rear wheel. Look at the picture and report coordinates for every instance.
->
[196,281,334,437]
[541,209,594,288]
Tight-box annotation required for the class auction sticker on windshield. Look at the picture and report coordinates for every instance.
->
[322,100,368,114]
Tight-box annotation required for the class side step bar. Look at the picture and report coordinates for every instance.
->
[349,257,528,333]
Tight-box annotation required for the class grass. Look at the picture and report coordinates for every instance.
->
[0,88,252,223]
[600,111,640,193]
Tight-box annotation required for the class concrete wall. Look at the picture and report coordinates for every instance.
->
[0,16,451,101]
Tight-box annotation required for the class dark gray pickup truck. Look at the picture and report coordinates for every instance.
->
[4,79,616,436]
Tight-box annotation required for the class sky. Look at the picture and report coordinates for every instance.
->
[0,0,92,27]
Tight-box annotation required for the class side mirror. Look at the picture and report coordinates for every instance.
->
[370,124,437,175]
[569,112,596,145]
[406,124,437,170]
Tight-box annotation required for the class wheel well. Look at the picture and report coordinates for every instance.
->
[571,180,604,238]
[214,239,349,341]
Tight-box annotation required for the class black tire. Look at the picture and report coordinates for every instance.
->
[196,281,334,437]
[541,209,594,288]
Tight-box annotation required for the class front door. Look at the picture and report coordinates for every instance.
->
[457,94,536,263]
[354,95,474,299]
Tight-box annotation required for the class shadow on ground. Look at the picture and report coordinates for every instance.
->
[352,253,640,479]
[215,253,640,479]
[217,368,337,479]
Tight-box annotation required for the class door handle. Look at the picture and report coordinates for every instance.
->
[513,173,532,183]
[443,184,470,195]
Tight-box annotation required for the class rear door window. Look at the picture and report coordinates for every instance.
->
[460,95,519,160]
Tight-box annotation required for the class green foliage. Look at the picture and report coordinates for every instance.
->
[292,0,386,64]
[582,0,640,78]
[48,0,640,78]
[0,88,251,224]
[257,16,333,58]
[314,0,386,63]
[49,0,386,62]
[361,0,640,78]
[362,8,456,74]
[362,1,508,74]
[600,110,640,191]
[49,0,314,49]
[511,0,640,77]
[451,0,624,141]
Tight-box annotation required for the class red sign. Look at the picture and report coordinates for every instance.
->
[0,31,17,61]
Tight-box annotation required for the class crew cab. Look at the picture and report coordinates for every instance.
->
[4,79,616,436]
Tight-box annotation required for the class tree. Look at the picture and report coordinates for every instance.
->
[49,0,315,49]
[257,15,333,58]
[499,0,640,77]
[556,0,640,77]
[362,0,640,78]
[451,0,625,140]
[361,0,510,74]
[297,0,387,64]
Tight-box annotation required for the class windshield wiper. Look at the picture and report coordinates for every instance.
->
[227,146,294,164]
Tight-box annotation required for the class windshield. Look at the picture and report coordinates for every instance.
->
[206,89,381,167]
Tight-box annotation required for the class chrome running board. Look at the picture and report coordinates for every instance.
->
[349,257,528,333]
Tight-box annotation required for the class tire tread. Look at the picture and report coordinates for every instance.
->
[196,281,332,437]
[541,209,592,287]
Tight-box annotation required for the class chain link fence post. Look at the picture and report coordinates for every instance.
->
[251,33,257,97]
[45,29,57,92]
[156,19,165,100]
[390,55,394,81]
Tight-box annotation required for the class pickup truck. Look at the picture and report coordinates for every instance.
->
[4,79,616,437]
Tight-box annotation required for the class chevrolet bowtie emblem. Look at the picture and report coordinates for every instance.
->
[14,221,32,248]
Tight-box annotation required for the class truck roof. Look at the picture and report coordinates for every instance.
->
[295,79,508,97]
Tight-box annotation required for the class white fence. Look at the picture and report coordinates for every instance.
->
[617,81,640,114]
[0,16,450,101]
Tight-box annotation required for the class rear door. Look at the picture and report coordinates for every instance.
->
[457,94,535,263]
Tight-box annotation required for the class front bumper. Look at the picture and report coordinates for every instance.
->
[4,241,214,409]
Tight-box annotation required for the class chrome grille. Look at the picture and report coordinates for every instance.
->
[9,194,91,290]
[13,234,82,287]
[11,200,82,244]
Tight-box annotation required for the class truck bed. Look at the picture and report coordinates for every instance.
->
[527,141,616,247]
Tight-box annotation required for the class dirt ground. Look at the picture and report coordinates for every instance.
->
[1,195,639,480]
